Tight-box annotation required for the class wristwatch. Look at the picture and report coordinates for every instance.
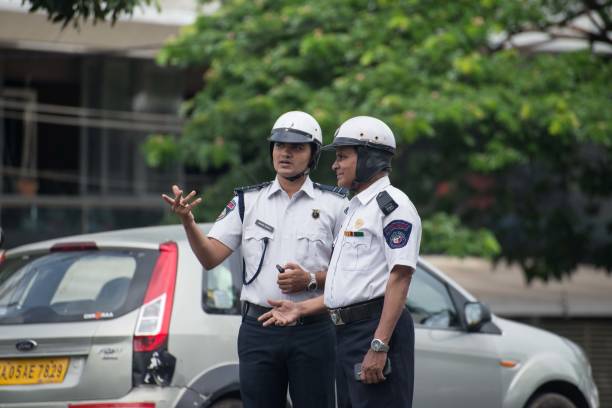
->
[307,272,318,291]
[370,338,390,353]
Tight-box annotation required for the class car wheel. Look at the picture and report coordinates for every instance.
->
[210,398,243,408]
[527,393,577,408]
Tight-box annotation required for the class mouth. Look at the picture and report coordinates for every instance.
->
[279,160,292,166]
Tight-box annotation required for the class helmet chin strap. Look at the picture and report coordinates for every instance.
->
[281,167,310,182]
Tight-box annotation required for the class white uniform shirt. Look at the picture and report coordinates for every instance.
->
[324,176,422,309]
[208,176,348,307]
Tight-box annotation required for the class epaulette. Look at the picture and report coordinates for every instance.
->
[233,181,272,195]
[313,183,349,198]
[376,190,398,216]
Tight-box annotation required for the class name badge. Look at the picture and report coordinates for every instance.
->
[255,219,274,233]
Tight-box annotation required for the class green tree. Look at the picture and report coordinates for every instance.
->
[152,0,612,282]
[22,0,157,27]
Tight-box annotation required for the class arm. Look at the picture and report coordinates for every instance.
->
[360,265,413,384]
[162,185,232,270]
[374,265,413,344]
[181,217,232,270]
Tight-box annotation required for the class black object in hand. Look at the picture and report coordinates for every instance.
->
[276,264,285,273]
[354,358,392,381]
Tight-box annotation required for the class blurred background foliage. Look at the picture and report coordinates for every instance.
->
[143,0,611,282]
[22,0,160,27]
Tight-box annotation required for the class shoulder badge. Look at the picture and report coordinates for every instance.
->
[383,220,412,249]
[376,191,398,216]
[216,198,237,221]
[233,181,272,195]
[313,183,349,198]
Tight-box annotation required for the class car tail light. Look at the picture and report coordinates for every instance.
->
[69,403,155,408]
[132,241,178,386]
[133,242,178,352]
[51,242,98,252]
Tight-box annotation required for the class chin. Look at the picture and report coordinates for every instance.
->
[337,179,351,188]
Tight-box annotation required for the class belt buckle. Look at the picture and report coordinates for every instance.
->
[329,309,345,326]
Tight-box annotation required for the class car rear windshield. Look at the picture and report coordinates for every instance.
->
[0,249,158,325]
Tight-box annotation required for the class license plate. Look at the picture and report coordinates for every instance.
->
[0,358,69,385]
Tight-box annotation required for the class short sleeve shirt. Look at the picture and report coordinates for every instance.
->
[208,177,347,307]
[324,176,421,309]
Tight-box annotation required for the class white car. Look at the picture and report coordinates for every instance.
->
[0,224,599,408]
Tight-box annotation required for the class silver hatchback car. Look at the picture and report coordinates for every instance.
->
[0,224,599,408]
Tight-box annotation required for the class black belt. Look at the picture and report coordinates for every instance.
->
[328,297,384,326]
[243,301,331,326]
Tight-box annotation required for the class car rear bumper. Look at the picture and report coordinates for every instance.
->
[0,385,185,408]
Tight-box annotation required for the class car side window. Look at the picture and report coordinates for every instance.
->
[202,252,242,315]
[407,266,459,329]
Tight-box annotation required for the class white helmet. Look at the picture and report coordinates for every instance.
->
[323,116,396,183]
[268,111,323,173]
[269,111,323,145]
[324,116,395,153]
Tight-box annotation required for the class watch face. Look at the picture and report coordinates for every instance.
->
[371,339,388,352]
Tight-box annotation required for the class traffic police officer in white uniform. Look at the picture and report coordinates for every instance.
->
[260,116,421,408]
[162,111,347,408]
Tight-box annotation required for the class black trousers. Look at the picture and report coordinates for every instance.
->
[238,315,336,408]
[335,309,414,408]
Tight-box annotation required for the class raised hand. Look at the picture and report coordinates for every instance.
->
[161,185,203,223]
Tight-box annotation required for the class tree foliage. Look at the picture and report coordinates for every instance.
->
[22,0,157,27]
[152,0,612,281]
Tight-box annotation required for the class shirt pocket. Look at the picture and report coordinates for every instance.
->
[296,230,331,266]
[243,226,274,274]
[340,234,373,271]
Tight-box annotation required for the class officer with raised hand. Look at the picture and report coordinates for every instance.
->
[162,111,347,408]
[259,116,422,408]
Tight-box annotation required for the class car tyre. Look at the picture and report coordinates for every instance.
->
[527,393,577,408]
[210,398,243,408]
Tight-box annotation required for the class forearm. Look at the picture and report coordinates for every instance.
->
[373,266,413,344]
[181,217,229,270]
[297,295,327,317]
[315,270,327,290]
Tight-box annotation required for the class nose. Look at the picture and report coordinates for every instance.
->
[278,145,292,157]
[332,160,339,171]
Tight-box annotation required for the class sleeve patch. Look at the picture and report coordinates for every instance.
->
[216,198,236,221]
[383,220,412,249]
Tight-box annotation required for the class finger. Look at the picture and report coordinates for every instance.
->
[180,192,195,207]
[171,187,183,210]
[373,367,385,383]
[172,185,182,197]
[267,299,283,308]
[261,316,276,327]
[284,262,300,269]
[189,197,203,209]
[258,310,273,322]
[161,194,176,206]
[183,190,197,202]
[365,369,379,384]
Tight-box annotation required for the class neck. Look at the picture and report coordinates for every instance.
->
[278,174,307,198]
[353,172,386,194]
